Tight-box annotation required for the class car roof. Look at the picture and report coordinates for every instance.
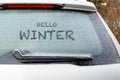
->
[0,0,96,11]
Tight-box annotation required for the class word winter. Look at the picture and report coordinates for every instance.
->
[20,30,75,41]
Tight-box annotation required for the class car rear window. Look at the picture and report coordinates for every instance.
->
[0,10,119,65]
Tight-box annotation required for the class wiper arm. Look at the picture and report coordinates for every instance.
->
[12,49,93,63]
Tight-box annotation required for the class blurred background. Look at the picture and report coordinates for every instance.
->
[88,0,120,43]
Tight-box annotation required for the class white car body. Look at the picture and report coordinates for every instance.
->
[0,0,120,80]
[0,64,120,80]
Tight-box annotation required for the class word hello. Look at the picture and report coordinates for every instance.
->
[37,22,57,27]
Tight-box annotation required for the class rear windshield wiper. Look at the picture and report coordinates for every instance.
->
[12,49,93,63]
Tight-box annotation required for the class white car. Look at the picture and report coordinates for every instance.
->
[0,0,120,80]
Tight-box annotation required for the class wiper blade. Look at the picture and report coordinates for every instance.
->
[12,49,93,63]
